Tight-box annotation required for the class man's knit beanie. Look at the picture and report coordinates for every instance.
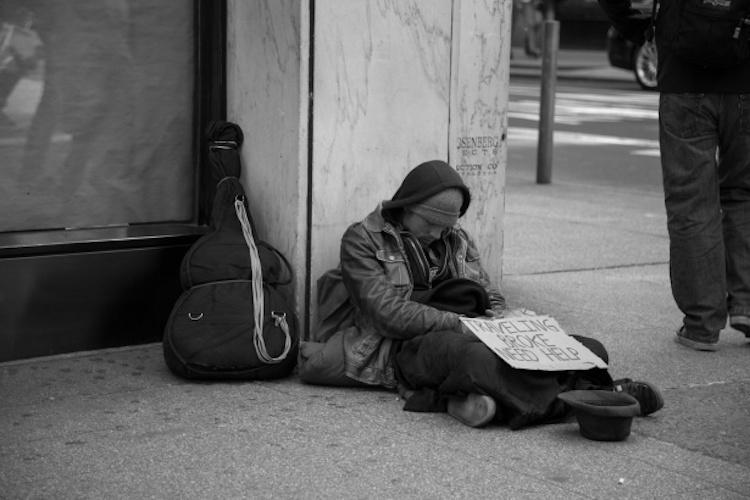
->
[408,188,464,226]
[381,160,471,222]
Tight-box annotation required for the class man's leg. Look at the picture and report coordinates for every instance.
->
[718,94,750,336]
[659,93,726,346]
[395,330,498,427]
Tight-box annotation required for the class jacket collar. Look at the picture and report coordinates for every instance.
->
[363,202,396,233]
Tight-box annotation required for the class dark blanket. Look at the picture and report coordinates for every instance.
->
[394,330,613,430]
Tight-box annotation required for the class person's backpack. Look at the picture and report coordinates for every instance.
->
[654,0,750,68]
[162,122,298,380]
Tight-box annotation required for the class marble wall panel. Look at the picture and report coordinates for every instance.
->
[310,0,453,309]
[449,0,510,285]
[227,0,309,326]
[227,0,511,335]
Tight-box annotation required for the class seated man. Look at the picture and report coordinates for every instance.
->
[299,160,663,428]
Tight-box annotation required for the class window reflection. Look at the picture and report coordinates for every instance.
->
[0,0,194,232]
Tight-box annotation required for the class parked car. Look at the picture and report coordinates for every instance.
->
[603,0,657,90]
[606,26,658,90]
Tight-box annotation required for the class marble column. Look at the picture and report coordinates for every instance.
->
[226,0,310,331]
[227,0,510,337]
[448,0,510,283]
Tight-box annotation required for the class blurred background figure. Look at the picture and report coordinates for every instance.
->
[19,0,133,196]
[519,0,544,57]
[0,0,193,232]
[0,4,40,129]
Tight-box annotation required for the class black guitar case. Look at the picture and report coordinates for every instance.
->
[162,122,298,380]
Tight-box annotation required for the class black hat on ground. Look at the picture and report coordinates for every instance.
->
[557,389,641,441]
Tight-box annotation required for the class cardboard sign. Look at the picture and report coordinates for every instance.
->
[459,315,608,371]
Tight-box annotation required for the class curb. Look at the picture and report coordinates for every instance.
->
[510,66,634,84]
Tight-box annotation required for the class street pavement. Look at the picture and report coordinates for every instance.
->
[510,47,636,84]
[1,51,749,499]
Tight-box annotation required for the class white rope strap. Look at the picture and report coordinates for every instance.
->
[234,198,291,363]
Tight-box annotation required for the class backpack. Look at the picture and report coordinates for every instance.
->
[655,0,750,68]
[162,122,298,380]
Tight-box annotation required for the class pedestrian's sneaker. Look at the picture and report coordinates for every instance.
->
[729,315,750,338]
[446,393,496,428]
[612,380,664,416]
[674,326,718,351]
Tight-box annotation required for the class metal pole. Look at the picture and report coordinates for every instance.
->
[536,18,559,184]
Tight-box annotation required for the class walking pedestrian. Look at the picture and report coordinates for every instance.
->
[519,0,544,57]
[597,0,750,350]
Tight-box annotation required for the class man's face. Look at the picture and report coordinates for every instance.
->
[402,211,450,246]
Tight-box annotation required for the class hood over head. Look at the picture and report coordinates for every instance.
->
[381,160,471,222]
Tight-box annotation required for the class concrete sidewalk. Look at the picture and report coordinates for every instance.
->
[2,168,749,498]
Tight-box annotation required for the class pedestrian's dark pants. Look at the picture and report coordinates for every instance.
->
[659,93,750,342]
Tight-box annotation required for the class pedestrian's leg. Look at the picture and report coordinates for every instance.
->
[718,94,750,334]
[522,2,541,57]
[659,93,726,345]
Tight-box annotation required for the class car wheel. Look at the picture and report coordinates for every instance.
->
[633,41,658,90]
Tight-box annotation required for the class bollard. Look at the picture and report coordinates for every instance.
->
[536,19,559,185]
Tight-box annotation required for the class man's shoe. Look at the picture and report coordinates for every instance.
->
[613,380,664,416]
[730,315,750,338]
[674,326,718,351]
[446,393,496,428]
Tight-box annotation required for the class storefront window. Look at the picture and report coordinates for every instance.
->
[0,0,194,232]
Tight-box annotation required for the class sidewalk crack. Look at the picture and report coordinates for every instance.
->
[506,261,668,276]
